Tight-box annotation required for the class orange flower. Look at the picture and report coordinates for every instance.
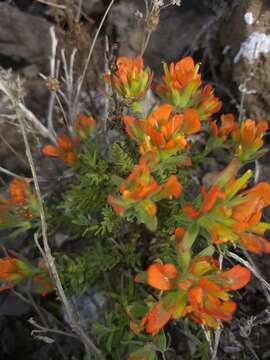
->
[138,254,251,334]
[156,56,222,119]
[124,104,201,159]
[232,118,268,161]
[75,114,95,129]
[195,85,222,120]
[183,184,224,220]
[0,178,34,222]
[0,257,18,280]
[210,113,239,141]
[42,133,77,164]
[147,263,178,290]
[117,161,181,203]
[189,162,270,253]
[108,157,181,230]
[141,300,173,336]
[9,178,30,206]
[220,265,251,291]
[104,56,152,100]
[156,57,202,108]
[75,114,96,139]
[0,257,32,292]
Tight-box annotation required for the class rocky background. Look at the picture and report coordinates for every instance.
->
[1,0,270,359]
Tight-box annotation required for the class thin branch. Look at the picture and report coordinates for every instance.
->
[211,328,222,360]
[35,0,66,9]
[17,110,104,359]
[75,0,115,105]
[0,166,29,180]
[76,0,83,22]
[47,27,59,137]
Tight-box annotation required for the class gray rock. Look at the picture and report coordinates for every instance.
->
[0,4,51,72]
[219,0,270,121]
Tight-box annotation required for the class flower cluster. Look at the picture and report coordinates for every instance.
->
[22,51,269,359]
[210,113,268,161]
[103,55,269,357]
[136,253,250,334]
[42,114,96,164]
[108,156,181,231]
[124,104,201,160]
[104,56,152,101]
[0,178,37,229]
[0,257,53,296]
[156,57,222,118]
[106,56,208,230]
[183,159,270,253]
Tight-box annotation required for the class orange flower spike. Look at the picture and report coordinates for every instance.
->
[123,168,158,201]
[174,57,200,88]
[107,195,125,215]
[75,114,96,139]
[42,133,77,164]
[163,56,201,90]
[147,263,178,291]
[0,257,31,289]
[75,114,95,130]
[0,257,18,280]
[156,56,202,107]
[220,265,251,291]
[9,178,30,206]
[197,85,222,120]
[211,114,239,141]
[219,114,238,139]
[143,104,200,156]
[233,119,268,160]
[105,56,152,100]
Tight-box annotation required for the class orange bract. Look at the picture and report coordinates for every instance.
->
[196,85,222,120]
[210,113,239,140]
[220,265,251,290]
[232,118,268,161]
[0,257,18,280]
[9,178,30,206]
[75,114,96,130]
[105,56,152,100]
[147,263,177,290]
[156,56,222,119]
[43,133,77,164]
[157,56,201,95]
[186,162,270,253]
[108,156,181,228]
[0,178,34,222]
[141,300,172,336]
